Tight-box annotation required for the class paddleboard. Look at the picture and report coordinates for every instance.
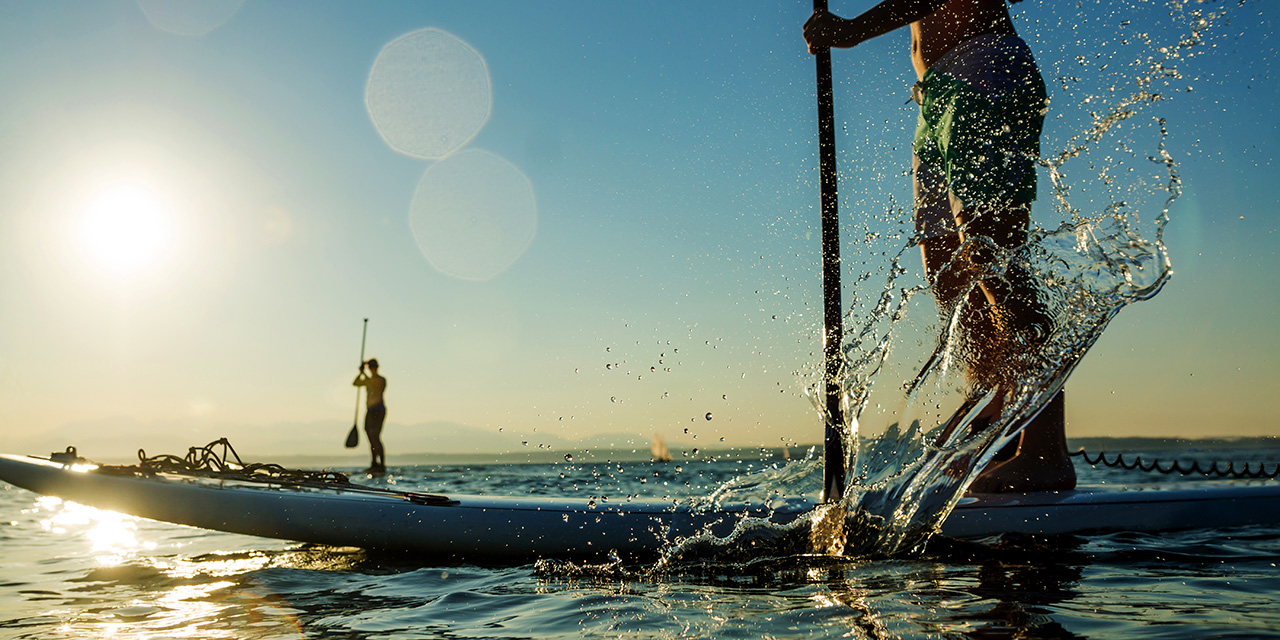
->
[1,453,1277,559]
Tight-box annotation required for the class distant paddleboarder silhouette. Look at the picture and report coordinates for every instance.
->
[353,358,388,473]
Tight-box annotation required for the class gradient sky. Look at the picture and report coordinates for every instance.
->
[0,1,1274,461]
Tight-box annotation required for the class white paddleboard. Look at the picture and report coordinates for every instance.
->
[1,453,1277,559]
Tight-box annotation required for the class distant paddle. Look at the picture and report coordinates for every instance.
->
[812,0,846,502]
[345,318,369,449]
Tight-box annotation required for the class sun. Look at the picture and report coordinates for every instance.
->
[78,183,174,277]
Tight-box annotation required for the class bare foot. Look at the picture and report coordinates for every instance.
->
[968,391,1076,493]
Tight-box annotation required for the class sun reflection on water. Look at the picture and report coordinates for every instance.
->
[163,552,275,580]
[20,496,306,638]
[33,497,155,564]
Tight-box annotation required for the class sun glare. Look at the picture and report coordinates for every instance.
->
[79,183,173,277]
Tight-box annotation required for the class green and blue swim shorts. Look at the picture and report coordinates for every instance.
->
[912,33,1049,240]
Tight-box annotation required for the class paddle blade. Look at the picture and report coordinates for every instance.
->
[344,425,359,449]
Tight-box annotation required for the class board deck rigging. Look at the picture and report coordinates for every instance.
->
[2,453,1278,560]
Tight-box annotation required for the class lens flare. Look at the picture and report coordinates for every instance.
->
[366,28,492,160]
[135,0,246,37]
[409,149,536,281]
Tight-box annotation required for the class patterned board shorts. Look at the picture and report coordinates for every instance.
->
[912,33,1049,240]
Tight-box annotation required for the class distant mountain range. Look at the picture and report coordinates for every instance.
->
[7,416,705,464]
[7,415,1275,466]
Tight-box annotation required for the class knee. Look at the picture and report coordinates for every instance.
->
[921,235,968,307]
[957,203,1031,253]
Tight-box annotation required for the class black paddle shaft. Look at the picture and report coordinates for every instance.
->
[813,0,847,503]
[353,318,369,428]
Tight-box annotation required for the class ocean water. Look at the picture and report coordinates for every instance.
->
[2,444,1278,640]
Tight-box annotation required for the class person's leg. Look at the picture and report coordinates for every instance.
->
[955,204,1074,490]
[921,230,1008,394]
[930,202,1073,491]
[366,427,384,469]
[365,405,386,470]
[920,234,964,308]
[374,406,386,468]
[915,152,962,304]
[918,156,1007,437]
[364,427,378,468]
[914,35,1066,490]
[952,201,1050,346]
[967,390,1076,492]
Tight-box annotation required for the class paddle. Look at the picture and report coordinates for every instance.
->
[345,318,369,449]
[812,0,846,503]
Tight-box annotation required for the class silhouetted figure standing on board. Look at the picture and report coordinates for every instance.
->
[353,358,387,473]
[804,0,1074,492]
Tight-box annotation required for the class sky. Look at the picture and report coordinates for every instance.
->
[0,0,1274,462]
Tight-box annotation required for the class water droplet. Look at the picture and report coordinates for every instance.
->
[704,412,713,420]
[564,454,573,463]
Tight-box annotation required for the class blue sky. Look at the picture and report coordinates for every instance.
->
[0,1,1274,460]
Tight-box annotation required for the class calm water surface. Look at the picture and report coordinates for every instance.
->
[2,446,1278,639]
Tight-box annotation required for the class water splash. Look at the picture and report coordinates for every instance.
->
[689,446,822,512]
[557,0,1233,571]
[820,0,1223,556]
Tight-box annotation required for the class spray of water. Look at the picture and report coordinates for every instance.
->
[821,0,1228,555]
[643,0,1234,567]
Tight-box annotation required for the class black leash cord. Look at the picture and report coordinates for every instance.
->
[96,438,352,486]
[1071,448,1280,480]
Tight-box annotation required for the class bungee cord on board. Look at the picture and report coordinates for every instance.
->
[106,438,353,485]
[51,440,458,506]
